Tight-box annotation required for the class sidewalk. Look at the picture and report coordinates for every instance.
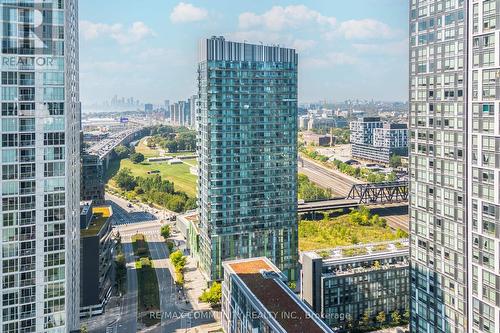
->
[168,231,211,311]
[174,322,222,333]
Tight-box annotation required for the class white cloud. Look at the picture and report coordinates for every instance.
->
[239,5,336,31]
[80,20,154,45]
[292,39,317,52]
[303,52,359,68]
[330,19,396,40]
[170,2,208,23]
[352,39,408,56]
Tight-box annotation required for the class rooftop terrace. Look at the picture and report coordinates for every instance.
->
[309,239,409,261]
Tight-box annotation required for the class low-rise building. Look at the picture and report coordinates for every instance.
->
[301,240,410,331]
[222,257,334,333]
[308,117,348,131]
[80,204,114,316]
[351,144,407,164]
[302,132,332,146]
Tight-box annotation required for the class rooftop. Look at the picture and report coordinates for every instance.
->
[81,206,113,237]
[225,258,332,333]
[81,214,109,237]
[306,239,410,261]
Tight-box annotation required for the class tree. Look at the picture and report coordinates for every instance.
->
[403,308,410,322]
[390,154,402,168]
[160,225,171,240]
[164,140,178,153]
[199,282,222,306]
[391,310,402,325]
[115,168,137,191]
[130,152,145,164]
[114,145,131,159]
[169,250,186,272]
[81,325,88,333]
[360,309,371,326]
[376,311,386,325]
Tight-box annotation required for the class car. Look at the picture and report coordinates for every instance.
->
[127,203,133,208]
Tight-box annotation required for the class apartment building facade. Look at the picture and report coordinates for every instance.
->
[409,0,500,332]
[197,37,299,281]
[301,241,410,331]
[0,1,81,331]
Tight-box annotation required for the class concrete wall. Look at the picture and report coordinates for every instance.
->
[301,253,323,314]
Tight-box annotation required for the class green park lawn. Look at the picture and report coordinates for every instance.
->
[299,214,400,251]
[135,137,196,158]
[108,158,197,197]
[134,137,159,158]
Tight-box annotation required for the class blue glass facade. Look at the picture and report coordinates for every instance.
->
[197,37,299,281]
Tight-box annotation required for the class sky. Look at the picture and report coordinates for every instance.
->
[79,0,409,107]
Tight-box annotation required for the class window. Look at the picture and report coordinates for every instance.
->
[1,72,17,85]
[44,132,65,146]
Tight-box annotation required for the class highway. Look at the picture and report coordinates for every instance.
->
[87,127,145,159]
[298,156,361,197]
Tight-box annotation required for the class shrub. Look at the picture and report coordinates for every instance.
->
[160,225,171,239]
[130,152,145,164]
[199,282,222,306]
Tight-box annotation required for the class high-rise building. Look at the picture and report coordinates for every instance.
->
[197,36,299,281]
[0,1,81,332]
[188,95,197,129]
[409,1,470,332]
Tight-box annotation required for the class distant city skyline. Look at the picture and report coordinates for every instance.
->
[80,0,409,107]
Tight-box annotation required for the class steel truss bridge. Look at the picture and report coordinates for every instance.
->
[298,181,409,213]
[346,181,408,204]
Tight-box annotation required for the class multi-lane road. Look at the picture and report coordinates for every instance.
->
[87,127,145,159]
[85,194,215,333]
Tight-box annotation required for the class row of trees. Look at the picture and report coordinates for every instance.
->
[354,308,409,332]
[298,174,331,201]
[114,169,196,212]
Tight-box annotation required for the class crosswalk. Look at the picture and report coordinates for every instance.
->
[112,219,157,226]
[119,230,161,238]
[105,325,116,333]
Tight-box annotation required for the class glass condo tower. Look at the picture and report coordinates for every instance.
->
[197,36,299,281]
[0,1,80,332]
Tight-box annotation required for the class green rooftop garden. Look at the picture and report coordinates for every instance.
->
[81,214,109,237]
